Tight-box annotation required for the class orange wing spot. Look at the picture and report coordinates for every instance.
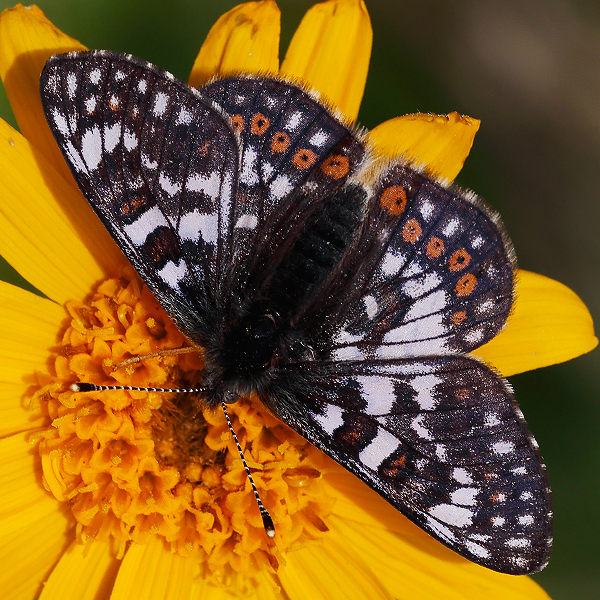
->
[293,148,318,170]
[321,154,350,180]
[455,389,470,402]
[455,273,477,297]
[449,248,472,272]
[196,141,211,157]
[426,237,445,258]
[392,453,407,468]
[231,114,245,132]
[251,112,270,135]
[120,196,148,216]
[271,131,290,153]
[402,219,422,243]
[380,186,407,215]
[451,311,467,325]
[109,96,120,111]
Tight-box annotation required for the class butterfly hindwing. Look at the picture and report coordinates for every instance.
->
[327,164,514,361]
[201,77,366,301]
[268,356,552,574]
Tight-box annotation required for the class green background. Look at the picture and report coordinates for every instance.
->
[0,1,598,598]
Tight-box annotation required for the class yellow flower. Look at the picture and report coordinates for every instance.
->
[0,2,595,600]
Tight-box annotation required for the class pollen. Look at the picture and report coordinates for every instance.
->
[31,270,335,587]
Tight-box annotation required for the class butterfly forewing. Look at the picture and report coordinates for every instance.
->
[40,50,553,575]
[41,51,240,339]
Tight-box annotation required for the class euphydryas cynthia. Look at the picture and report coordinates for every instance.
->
[40,51,552,575]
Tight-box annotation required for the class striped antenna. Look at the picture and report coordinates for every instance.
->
[221,399,275,538]
[70,382,206,393]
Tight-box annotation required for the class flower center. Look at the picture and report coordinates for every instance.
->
[32,269,334,586]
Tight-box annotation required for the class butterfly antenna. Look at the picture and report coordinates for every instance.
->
[221,399,275,538]
[70,382,206,393]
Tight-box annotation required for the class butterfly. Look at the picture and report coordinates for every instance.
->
[40,50,552,575]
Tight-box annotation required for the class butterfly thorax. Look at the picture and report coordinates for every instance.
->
[201,185,366,406]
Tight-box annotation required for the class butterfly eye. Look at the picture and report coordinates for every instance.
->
[252,315,277,340]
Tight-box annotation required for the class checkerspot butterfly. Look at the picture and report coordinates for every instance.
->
[40,51,552,574]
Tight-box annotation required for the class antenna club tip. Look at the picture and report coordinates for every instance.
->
[262,512,275,537]
[70,382,96,392]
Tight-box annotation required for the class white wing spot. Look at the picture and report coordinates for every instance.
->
[442,217,461,237]
[159,173,182,197]
[66,72,77,99]
[428,503,474,527]
[451,487,479,506]
[309,129,329,147]
[153,92,169,117]
[52,108,69,136]
[411,374,441,410]
[356,375,396,415]
[419,199,434,220]
[363,295,378,319]
[286,111,302,130]
[123,205,168,246]
[81,126,102,170]
[124,130,139,151]
[186,171,221,199]
[240,147,259,186]
[380,249,406,277]
[89,68,101,85]
[235,214,258,229]
[103,123,121,153]
[411,414,432,440]
[465,541,490,558]
[85,97,97,113]
[179,209,219,245]
[492,440,515,455]
[158,260,188,290]
[269,174,294,200]
[331,346,364,361]
[358,428,400,470]
[313,404,344,435]
[453,468,473,484]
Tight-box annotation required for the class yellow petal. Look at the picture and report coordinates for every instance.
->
[189,0,280,88]
[0,119,125,302]
[277,530,394,600]
[476,270,597,377]
[369,112,481,181]
[38,541,120,600]
[0,4,86,182]
[0,281,64,437]
[111,537,195,600]
[330,516,551,600]
[325,470,551,600]
[0,509,72,600]
[280,0,372,121]
[0,431,66,536]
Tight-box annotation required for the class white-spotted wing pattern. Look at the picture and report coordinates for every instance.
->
[40,51,552,575]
